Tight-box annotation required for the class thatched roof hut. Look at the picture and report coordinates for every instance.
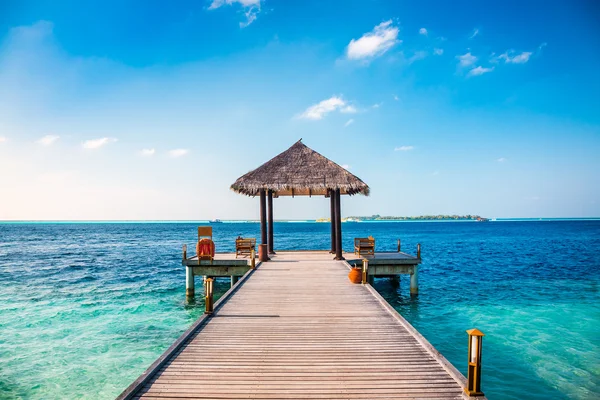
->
[231,140,368,261]
[230,140,370,197]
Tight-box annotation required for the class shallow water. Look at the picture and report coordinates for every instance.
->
[0,221,598,399]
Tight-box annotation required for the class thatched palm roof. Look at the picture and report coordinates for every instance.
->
[231,140,370,197]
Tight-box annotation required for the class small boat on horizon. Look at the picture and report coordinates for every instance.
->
[209,219,223,223]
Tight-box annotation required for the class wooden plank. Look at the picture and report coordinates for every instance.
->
[115,262,260,400]
[121,251,481,400]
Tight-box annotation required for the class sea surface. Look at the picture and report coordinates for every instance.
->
[0,221,598,399]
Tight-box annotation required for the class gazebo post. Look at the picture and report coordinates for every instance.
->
[329,189,336,254]
[268,190,275,254]
[334,189,344,260]
[259,189,269,261]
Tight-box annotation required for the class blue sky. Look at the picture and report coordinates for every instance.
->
[0,0,599,220]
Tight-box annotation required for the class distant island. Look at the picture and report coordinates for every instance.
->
[317,215,489,222]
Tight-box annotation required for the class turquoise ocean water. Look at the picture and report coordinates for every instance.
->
[0,221,598,399]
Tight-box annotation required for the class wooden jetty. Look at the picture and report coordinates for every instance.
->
[118,141,486,399]
[118,251,481,400]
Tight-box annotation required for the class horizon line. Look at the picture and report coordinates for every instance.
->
[1,217,599,223]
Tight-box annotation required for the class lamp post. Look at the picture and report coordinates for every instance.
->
[205,278,214,314]
[465,328,485,397]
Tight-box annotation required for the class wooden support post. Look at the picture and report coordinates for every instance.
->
[250,249,256,269]
[259,189,269,262]
[268,190,275,254]
[260,189,267,246]
[205,277,214,314]
[182,244,187,260]
[185,266,194,298]
[330,190,336,254]
[334,189,344,260]
[417,243,421,259]
[410,266,419,296]
[390,275,400,288]
[362,259,368,285]
[397,239,401,252]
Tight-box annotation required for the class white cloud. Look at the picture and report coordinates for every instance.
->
[433,48,444,56]
[344,119,354,127]
[498,51,533,64]
[408,50,427,64]
[395,145,414,151]
[239,7,259,27]
[346,20,400,60]
[372,102,383,108]
[340,105,357,114]
[419,28,428,36]
[36,135,60,146]
[497,157,507,162]
[140,148,155,156]
[209,0,260,7]
[468,66,494,77]
[393,95,399,101]
[298,96,356,120]
[208,0,262,28]
[82,137,117,150]
[168,149,189,158]
[341,164,351,170]
[469,28,479,39]
[0,136,7,143]
[457,52,477,67]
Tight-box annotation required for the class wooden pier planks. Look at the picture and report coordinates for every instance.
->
[125,254,467,400]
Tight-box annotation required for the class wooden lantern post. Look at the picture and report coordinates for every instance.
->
[465,328,485,397]
[204,277,214,314]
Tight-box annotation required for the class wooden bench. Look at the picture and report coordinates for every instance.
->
[236,237,256,258]
[354,236,375,256]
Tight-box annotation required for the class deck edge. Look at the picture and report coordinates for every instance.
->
[114,262,261,400]
[341,260,486,400]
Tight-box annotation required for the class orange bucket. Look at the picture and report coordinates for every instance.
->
[348,267,362,284]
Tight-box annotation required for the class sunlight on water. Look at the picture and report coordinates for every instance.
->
[0,221,598,399]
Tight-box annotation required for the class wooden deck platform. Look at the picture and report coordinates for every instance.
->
[183,253,252,279]
[119,252,478,400]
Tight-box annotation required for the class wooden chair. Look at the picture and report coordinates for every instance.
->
[235,237,256,258]
[354,236,375,256]
[198,226,212,241]
[196,226,215,261]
